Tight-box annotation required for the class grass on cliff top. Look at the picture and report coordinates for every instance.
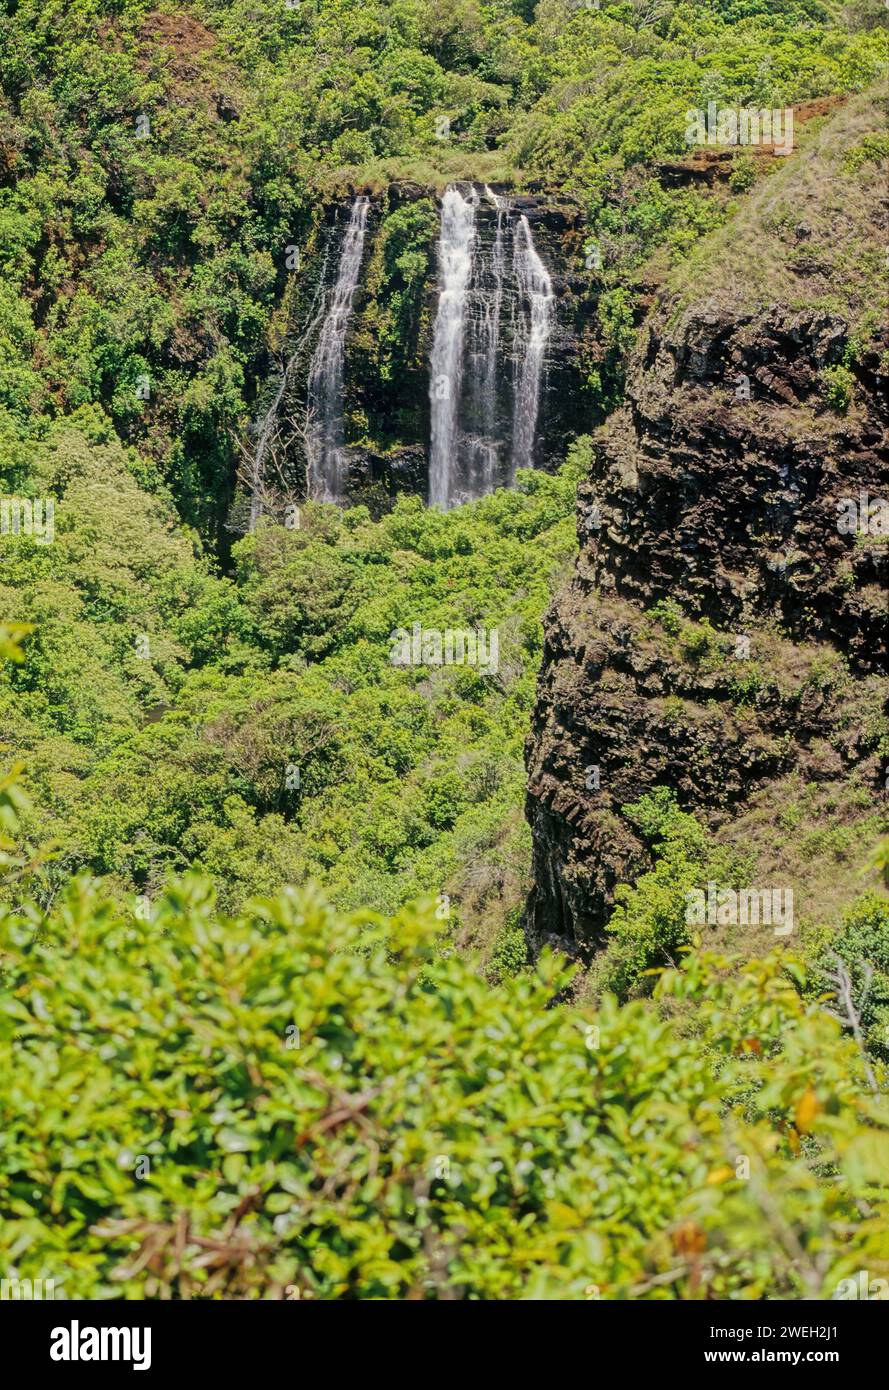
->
[713,772,888,958]
[668,88,888,338]
[321,152,524,197]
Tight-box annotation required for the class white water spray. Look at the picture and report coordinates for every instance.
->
[428,186,478,509]
[511,214,554,479]
[306,196,370,502]
[462,186,507,497]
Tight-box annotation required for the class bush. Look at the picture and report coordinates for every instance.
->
[0,834,883,1301]
[680,619,717,665]
[1,856,887,1300]
[728,155,757,192]
[810,892,889,1060]
[820,364,855,413]
[595,790,755,1000]
[649,597,684,637]
[488,908,529,982]
[843,133,889,171]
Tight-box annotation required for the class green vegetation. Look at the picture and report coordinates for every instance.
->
[2,423,587,946]
[649,597,684,636]
[1,771,887,1299]
[1,2,885,528]
[351,198,439,442]
[592,790,888,1031]
[669,86,888,332]
[593,789,753,999]
[843,130,889,169]
[809,893,889,1061]
[821,362,855,412]
[1,1,887,1302]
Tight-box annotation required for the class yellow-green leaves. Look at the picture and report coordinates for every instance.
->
[1,879,887,1299]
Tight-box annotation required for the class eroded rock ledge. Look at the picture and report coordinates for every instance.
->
[524,293,888,950]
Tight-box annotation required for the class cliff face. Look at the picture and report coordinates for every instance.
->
[524,94,888,950]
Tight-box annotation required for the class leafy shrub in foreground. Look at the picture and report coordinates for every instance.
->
[1,865,887,1300]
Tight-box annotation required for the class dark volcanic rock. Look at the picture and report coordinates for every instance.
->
[524,289,889,951]
[584,302,887,665]
[345,444,427,516]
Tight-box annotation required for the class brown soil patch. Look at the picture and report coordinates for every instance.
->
[660,94,849,184]
[139,11,217,57]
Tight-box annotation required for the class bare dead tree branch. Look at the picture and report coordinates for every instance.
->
[822,953,880,1095]
[231,400,316,532]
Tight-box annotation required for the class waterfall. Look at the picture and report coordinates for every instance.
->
[246,234,335,531]
[461,186,507,499]
[306,196,370,502]
[428,186,478,509]
[510,214,554,479]
[428,187,555,508]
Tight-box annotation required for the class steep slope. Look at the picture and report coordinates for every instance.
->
[525,91,888,952]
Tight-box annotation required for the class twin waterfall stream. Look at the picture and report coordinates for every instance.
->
[429,186,554,509]
[254,183,555,520]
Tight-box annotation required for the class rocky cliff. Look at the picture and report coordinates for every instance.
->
[525,92,888,952]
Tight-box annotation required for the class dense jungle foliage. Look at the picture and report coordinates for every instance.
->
[1,1,888,1299]
[1,1,886,526]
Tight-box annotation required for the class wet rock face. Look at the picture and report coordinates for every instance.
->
[524,295,889,951]
[358,183,596,490]
[343,443,427,516]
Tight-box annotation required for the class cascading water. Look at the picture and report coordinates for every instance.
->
[246,235,335,531]
[428,185,478,509]
[510,213,555,479]
[461,186,507,498]
[306,195,370,502]
[251,185,556,522]
[428,186,555,508]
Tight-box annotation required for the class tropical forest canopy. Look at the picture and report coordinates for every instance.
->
[0,0,887,1301]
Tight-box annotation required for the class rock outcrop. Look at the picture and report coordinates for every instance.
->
[524,94,888,950]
